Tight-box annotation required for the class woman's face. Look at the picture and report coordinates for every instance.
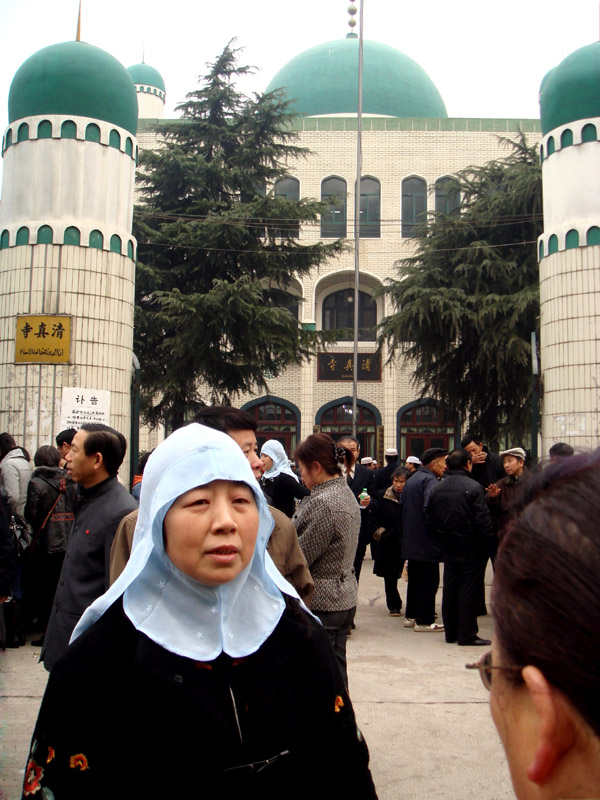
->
[392,475,407,494]
[164,480,259,586]
[260,454,274,472]
[298,460,319,490]
[490,641,534,800]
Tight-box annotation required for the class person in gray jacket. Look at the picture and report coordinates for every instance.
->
[0,433,32,516]
[293,434,360,686]
[41,424,137,671]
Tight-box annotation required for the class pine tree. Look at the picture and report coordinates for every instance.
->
[134,42,344,429]
[378,135,542,447]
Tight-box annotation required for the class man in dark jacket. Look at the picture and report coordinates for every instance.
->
[401,447,448,632]
[338,436,374,583]
[372,448,399,492]
[427,448,494,646]
[41,424,137,671]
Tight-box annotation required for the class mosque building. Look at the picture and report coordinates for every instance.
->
[2,21,599,465]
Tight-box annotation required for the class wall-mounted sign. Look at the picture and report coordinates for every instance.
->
[317,351,381,382]
[15,315,71,364]
[60,388,111,430]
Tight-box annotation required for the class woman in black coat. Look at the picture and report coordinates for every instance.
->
[370,467,410,615]
[260,439,309,517]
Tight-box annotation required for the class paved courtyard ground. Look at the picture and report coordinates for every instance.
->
[0,560,513,799]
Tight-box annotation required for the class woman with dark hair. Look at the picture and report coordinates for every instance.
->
[370,466,411,616]
[292,434,360,686]
[25,446,77,645]
[22,425,377,798]
[260,440,309,517]
[467,450,600,800]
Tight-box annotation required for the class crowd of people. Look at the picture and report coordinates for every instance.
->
[1,414,596,799]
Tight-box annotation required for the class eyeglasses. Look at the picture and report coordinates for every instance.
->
[465,651,523,691]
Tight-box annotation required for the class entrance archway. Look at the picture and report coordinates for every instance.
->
[316,396,381,458]
[396,399,459,460]
[242,397,300,456]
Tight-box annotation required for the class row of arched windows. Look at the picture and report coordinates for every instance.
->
[273,175,458,239]
[540,226,600,258]
[0,226,135,257]
[135,85,165,99]
[2,121,136,159]
[541,123,598,160]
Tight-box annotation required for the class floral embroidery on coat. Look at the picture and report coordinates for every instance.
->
[23,757,44,795]
[334,695,344,712]
[69,753,89,771]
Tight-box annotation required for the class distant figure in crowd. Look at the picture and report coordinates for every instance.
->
[402,447,447,632]
[360,456,374,468]
[548,441,574,462]
[260,439,309,517]
[0,433,32,647]
[486,447,529,537]
[370,466,410,616]
[109,407,314,605]
[25,446,77,647]
[41,424,137,671]
[293,434,360,686]
[427,449,493,646]
[22,425,377,799]
[405,456,421,474]
[373,448,399,491]
[55,429,76,469]
[467,450,600,800]
[338,435,373,583]
[0,490,15,648]
[130,449,153,501]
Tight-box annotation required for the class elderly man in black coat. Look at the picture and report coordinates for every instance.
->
[427,448,494,646]
[338,436,375,584]
[401,447,448,632]
[41,424,137,671]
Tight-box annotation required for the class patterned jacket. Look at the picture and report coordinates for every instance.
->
[293,476,360,612]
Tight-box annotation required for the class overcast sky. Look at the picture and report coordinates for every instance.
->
[0,0,598,127]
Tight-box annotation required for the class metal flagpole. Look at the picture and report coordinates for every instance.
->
[352,0,364,438]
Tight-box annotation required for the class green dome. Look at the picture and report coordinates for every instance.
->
[127,63,165,93]
[265,38,447,118]
[540,42,600,135]
[9,41,138,135]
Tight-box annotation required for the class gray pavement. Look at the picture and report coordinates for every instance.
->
[0,561,514,799]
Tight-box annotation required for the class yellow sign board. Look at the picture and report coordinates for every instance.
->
[15,315,71,364]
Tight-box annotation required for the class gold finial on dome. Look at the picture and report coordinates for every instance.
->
[76,0,82,42]
[347,2,358,38]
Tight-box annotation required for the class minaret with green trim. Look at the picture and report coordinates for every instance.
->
[538,41,600,450]
[0,40,138,468]
[127,62,166,119]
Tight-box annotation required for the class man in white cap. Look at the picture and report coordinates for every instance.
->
[405,456,421,475]
[486,447,529,536]
[373,448,399,492]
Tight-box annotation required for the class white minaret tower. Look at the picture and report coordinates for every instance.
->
[127,63,166,119]
[538,41,600,451]
[0,40,138,475]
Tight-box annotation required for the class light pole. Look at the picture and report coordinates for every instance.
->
[351,0,364,438]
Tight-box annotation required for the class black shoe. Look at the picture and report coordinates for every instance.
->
[31,636,44,647]
[458,637,491,646]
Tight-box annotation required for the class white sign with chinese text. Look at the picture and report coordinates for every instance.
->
[60,388,111,430]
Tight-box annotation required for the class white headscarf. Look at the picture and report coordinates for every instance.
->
[72,424,301,660]
[261,439,298,482]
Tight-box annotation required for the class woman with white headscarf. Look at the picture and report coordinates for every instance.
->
[260,439,309,518]
[22,424,377,800]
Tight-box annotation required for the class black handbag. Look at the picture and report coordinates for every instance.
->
[10,513,32,555]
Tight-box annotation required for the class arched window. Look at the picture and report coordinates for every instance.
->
[402,176,427,237]
[397,400,458,459]
[273,177,300,237]
[17,123,29,143]
[109,129,121,150]
[540,144,544,163]
[582,123,597,143]
[565,229,579,249]
[5,129,12,149]
[539,239,544,260]
[37,225,53,245]
[319,401,378,457]
[548,234,558,254]
[125,137,133,157]
[64,226,81,246]
[85,123,101,142]
[434,177,460,215]
[0,230,9,249]
[16,227,30,246]
[244,399,300,454]
[110,234,122,254]
[321,177,347,238]
[587,226,600,246]
[359,176,380,238]
[127,240,135,259]
[89,230,104,249]
[37,120,52,139]
[322,289,377,341]
[61,120,77,139]
[561,129,573,148]
[547,136,555,156]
